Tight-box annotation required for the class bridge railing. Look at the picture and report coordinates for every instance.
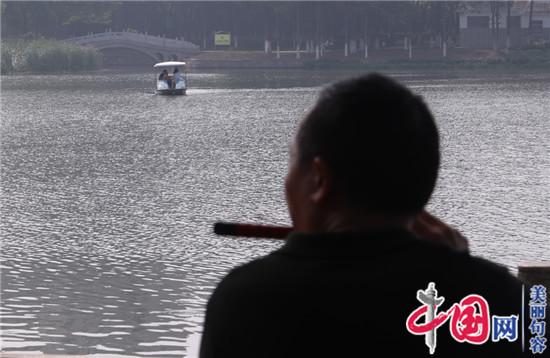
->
[67,31,200,51]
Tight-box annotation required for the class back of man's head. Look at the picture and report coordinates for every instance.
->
[297,73,439,216]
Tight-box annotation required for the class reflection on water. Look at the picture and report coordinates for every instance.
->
[1,69,549,356]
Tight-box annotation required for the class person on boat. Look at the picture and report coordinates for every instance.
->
[200,74,524,358]
[158,69,170,89]
[158,69,168,81]
[166,71,173,89]
[173,68,183,89]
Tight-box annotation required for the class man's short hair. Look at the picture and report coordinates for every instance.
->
[297,73,439,215]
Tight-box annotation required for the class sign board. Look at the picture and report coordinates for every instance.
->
[215,32,231,46]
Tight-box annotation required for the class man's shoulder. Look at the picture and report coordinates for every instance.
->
[465,254,515,277]
[416,242,522,288]
[211,239,523,309]
[445,247,519,285]
[468,255,523,294]
[418,245,523,312]
[220,241,521,286]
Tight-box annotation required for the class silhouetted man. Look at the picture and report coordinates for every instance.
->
[200,74,524,357]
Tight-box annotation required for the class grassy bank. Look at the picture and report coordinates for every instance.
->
[1,38,102,74]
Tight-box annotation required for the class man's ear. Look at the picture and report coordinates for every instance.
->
[310,156,331,204]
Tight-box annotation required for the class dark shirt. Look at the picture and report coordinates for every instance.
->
[200,229,525,357]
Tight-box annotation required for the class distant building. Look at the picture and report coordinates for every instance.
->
[458,1,550,48]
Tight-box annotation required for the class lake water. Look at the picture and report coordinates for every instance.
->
[1,69,549,357]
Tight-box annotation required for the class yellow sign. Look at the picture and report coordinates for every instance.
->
[215,32,231,46]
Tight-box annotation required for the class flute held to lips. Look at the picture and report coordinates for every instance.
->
[214,222,292,239]
[213,211,469,253]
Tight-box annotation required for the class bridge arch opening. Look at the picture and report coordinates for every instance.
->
[98,47,159,66]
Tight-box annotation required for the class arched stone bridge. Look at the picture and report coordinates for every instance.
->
[66,31,200,65]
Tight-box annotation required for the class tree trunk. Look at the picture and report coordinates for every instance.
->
[296,4,300,58]
[528,0,535,45]
[496,2,500,50]
[506,1,511,51]
[490,1,500,51]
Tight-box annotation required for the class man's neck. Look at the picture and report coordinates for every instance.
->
[313,211,414,233]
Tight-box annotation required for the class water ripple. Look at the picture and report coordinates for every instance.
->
[1,69,549,356]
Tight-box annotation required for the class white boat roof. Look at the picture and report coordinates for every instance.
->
[153,61,186,68]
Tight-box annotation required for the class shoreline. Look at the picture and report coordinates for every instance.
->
[185,59,550,70]
[2,58,550,75]
[2,46,549,74]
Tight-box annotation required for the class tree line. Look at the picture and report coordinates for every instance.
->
[2,2,461,50]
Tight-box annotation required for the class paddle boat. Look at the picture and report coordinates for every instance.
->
[154,61,187,95]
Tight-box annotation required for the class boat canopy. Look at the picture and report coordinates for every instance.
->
[153,61,186,68]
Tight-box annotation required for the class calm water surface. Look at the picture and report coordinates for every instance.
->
[1,69,549,357]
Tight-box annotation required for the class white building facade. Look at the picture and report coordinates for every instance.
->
[458,1,550,48]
